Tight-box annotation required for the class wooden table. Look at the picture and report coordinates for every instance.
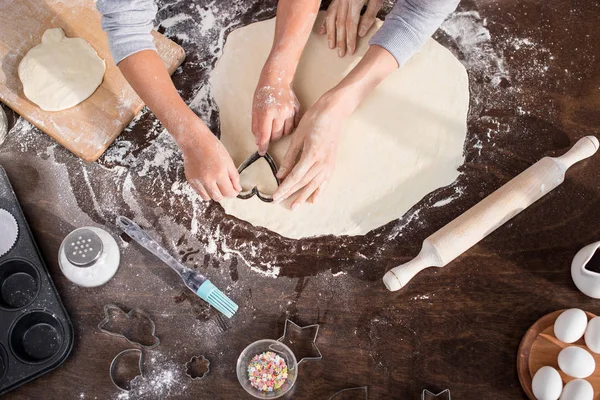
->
[1,0,599,398]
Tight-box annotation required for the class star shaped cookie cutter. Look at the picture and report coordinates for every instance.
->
[422,389,451,400]
[236,151,280,203]
[276,319,322,364]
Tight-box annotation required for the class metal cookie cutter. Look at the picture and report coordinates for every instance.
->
[110,348,144,392]
[236,151,280,203]
[277,319,322,364]
[329,386,368,399]
[422,389,451,400]
[98,304,160,349]
[185,355,210,380]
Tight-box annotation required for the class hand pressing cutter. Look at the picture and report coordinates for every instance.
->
[236,151,280,203]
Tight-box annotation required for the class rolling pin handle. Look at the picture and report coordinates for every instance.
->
[383,136,598,293]
[554,136,599,170]
[383,240,442,292]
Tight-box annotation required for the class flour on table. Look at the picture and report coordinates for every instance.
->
[18,28,105,112]
[213,13,470,239]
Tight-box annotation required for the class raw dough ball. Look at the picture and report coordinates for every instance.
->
[554,308,588,343]
[213,13,469,239]
[18,28,105,111]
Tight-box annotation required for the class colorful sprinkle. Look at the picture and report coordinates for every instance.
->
[247,351,288,392]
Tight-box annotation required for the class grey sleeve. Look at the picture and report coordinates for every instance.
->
[369,0,460,67]
[96,0,158,64]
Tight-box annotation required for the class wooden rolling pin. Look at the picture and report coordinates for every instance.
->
[383,136,599,292]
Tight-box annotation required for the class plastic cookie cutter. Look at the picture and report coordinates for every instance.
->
[236,151,280,203]
[276,319,322,364]
[422,389,451,400]
[98,304,160,349]
[185,355,210,380]
[329,386,368,399]
[110,348,144,392]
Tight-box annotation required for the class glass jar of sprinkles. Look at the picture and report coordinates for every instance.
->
[237,339,298,398]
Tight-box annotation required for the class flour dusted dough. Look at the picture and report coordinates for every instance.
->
[212,13,469,239]
[18,28,105,112]
[239,157,279,195]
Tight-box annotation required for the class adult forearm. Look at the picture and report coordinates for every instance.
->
[118,50,210,146]
[262,0,320,81]
[319,45,398,115]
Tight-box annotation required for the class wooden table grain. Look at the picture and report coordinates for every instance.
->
[1,0,599,399]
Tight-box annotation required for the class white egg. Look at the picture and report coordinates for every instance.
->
[585,316,600,353]
[532,366,563,400]
[554,309,588,343]
[558,346,596,378]
[559,379,593,400]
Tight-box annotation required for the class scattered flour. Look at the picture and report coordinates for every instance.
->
[2,1,559,274]
[432,186,465,208]
[440,11,509,88]
[412,294,432,301]
[113,353,188,400]
[221,240,280,278]
[158,14,194,29]
[0,3,565,399]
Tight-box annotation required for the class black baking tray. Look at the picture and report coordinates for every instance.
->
[0,165,73,395]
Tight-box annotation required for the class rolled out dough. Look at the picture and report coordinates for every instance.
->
[239,157,279,195]
[18,28,105,112]
[212,13,469,239]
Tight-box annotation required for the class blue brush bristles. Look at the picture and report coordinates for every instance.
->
[196,280,238,318]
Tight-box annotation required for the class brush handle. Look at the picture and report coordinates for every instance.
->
[116,216,199,279]
[383,136,599,291]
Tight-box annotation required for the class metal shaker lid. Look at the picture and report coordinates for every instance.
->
[62,228,103,267]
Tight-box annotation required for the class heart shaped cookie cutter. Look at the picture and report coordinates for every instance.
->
[237,151,280,203]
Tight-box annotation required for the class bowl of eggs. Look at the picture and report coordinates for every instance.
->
[518,309,600,400]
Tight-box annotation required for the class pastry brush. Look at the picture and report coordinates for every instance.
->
[116,216,238,318]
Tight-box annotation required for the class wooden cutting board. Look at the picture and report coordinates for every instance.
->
[0,0,185,162]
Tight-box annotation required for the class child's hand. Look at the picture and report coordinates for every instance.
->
[252,69,300,156]
[179,128,241,202]
[319,0,383,56]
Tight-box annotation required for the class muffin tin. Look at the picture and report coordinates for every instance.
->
[0,165,73,395]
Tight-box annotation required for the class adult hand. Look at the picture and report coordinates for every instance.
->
[252,71,301,156]
[179,127,241,202]
[272,97,344,209]
[319,0,383,57]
